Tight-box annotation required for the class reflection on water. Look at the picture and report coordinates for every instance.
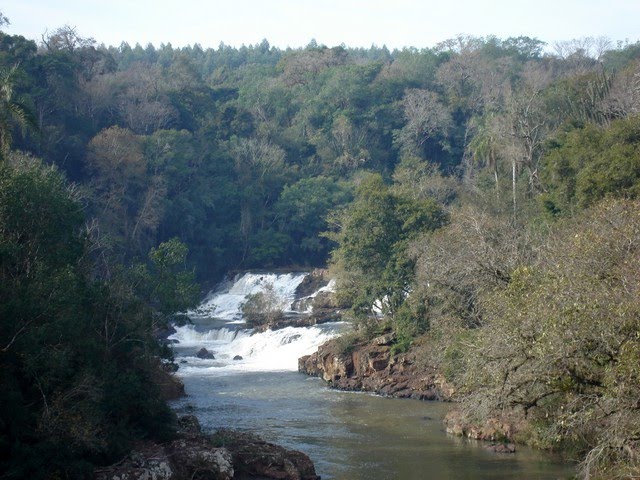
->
[171,371,574,480]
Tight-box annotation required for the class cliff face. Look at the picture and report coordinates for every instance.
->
[299,333,454,401]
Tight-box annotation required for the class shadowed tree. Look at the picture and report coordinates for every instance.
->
[86,126,166,254]
[0,65,37,160]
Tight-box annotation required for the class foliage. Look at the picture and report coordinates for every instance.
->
[275,176,352,264]
[2,24,640,477]
[0,65,37,160]
[413,204,537,328]
[146,237,200,315]
[0,156,187,478]
[541,116,640,215]
[456,199,640,477]
[1,29,638,278]
[326,172,447,334]
[240,282,285,327]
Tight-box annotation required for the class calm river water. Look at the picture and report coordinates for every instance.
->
[171,370,574,480]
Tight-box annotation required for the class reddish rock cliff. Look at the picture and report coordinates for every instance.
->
[299,333,454,401]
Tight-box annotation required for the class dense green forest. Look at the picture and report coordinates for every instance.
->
[2,11,640,478]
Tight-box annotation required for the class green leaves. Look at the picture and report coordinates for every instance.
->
[328,173,447,323]
[0,65,37,161]
[0,158,181,478]
[541,116,640,215]
[456,199,640,474]
[147,238,199,315]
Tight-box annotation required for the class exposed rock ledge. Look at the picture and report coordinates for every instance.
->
[95,415,319,480]
[251,309,342,333]
[443,408,528,449]
[299,333,454,401]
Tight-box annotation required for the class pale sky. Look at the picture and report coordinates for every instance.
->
[2,0,639,50]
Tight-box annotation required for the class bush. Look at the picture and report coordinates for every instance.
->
[240,282,285,327]
[456,199,640,477]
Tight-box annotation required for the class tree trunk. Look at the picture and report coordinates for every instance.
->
[512,158,517,216]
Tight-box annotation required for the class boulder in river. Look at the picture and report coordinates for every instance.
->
[233,355,243,361]
[485,443,516,454]
[214,428,320,480]
[96,416,319,480]
[196,347,215,359]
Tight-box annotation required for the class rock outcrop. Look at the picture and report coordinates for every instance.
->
[150,360,185,401]
[299,333,454,401]
[95,416,319,480]
[293,268,331,298]
[252,313,340,333]
[196,347,215,359]
[215,429,320,480]
[443,408,529,446]
[94,440,232,480]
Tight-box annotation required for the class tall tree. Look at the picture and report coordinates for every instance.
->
[327,173,447,322]
[86,126,166,254]
[0,65,36,160]
[230,136,287,263]
[394,88,451,158]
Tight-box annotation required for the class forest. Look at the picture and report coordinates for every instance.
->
[1,9,640,478]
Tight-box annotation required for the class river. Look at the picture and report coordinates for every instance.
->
[169,272,574,479]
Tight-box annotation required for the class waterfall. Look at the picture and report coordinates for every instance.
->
[170,322,343,375]
[171,271,344,375]
[188,272,310,321]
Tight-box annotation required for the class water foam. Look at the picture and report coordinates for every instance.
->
[188,272,309,320]
[173,271,344,376]
[172,322,345,375]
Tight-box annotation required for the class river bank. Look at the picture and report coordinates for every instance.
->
[298,333,537,449]
[95,415,319,480]
[299,332,455,401]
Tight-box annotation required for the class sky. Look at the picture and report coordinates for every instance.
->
[2,0,640,51]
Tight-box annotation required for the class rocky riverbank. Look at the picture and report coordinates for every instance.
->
[299,332,529,453]
[298,332,455,401]
[95,415,319,480]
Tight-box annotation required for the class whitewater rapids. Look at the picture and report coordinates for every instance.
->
[170,271,344,375]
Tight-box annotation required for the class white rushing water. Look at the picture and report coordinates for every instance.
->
[188,272,309,321]
[170,322,342,374]
[171,271,344,375]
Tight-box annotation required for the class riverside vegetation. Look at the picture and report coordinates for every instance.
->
[1,10,640,478]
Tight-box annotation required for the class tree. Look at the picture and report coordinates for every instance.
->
[394,88,451,157]
[146,238,199,315]
[278,45,347,86]
[466,113,507,199]
[329,114,370,171]
[0,155,175,478]
[392,155,456,205]
[412,204,535,331]
[456,199,640,478]
[503,70,551,212]
[600,59,640,120]
[0,65,36,160]
[86,126,165,254]
[0,12,8,30]
[540,116,640,216]
[241,282,285,327]
[275,176,351,265]
[114,63,177,134]
[230,136,287,262]
[327,173,447,324]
